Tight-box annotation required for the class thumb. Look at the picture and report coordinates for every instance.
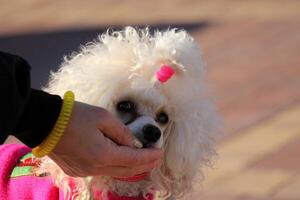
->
[98,112,142,148]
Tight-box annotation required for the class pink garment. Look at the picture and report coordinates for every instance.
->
[0,144,63,200]
[0,144,154,200]
[94,190,154,200]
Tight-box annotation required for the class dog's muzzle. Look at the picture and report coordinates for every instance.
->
[127,116,163,148]
[142,124,161,144]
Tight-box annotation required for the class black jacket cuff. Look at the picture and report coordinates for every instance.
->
[13,89,63,148]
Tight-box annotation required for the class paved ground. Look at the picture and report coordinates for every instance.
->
[200,103,300,200]
[1,1,300,199]
[189,18,300,199]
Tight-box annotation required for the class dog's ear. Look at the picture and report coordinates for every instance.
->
[159,100,220,198]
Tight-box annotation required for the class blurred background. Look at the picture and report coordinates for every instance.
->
[1,0,300,199]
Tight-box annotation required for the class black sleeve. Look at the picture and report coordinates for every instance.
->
[0,51,62,147]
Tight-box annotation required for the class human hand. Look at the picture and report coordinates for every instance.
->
[48,101,163,177]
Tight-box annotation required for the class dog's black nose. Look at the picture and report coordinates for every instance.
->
[143,124,161,143]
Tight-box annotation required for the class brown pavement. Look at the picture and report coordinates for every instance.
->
[1,0,300,36]
[1,1,300,199]
[195,17,300,199]
[200,103,300,200]
[195,20,300,135]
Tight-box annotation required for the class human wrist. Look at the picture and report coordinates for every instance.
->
[32,91,75,157]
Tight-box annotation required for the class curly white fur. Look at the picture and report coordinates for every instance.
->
[37,27,220,200]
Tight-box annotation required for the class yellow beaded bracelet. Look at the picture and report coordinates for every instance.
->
[32,91,75,157]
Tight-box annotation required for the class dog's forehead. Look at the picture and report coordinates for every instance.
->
[119,88,166,110]
[136,98,164,113]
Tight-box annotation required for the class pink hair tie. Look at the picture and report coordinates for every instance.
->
[156,65,175,83]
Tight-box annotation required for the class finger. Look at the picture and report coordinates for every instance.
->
[108,146,163,167]
[61,166,84,177]
[92,159,161,177]
[129,159,161,176]
[60,157,95,177]
[48,153,85,177]
[98,111,136,147]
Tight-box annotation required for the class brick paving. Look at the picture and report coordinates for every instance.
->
[196,18,300,199]
[195,21,300,135]
[249,138,300,172]
[200,103,300,200]
[1,1,300,199]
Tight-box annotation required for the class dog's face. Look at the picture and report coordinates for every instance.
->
[114,98,167,148]
[45,27,220,198]
[110,82,174,149]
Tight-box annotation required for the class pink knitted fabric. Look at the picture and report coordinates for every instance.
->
[0,144,63,200]
[0,144,154,200]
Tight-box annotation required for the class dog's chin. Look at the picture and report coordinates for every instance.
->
[142,143,156,148]
[142,141,163,149]
[91,171,155,198]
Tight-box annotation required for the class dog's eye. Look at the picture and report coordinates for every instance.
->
[117,101,135,113]
[156,112,169,124]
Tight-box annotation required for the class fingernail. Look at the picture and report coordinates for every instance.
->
[132,137,143,148]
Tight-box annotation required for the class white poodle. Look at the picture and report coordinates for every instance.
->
[38,27,220,200]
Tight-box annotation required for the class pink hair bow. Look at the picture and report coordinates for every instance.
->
[156,65,175,83]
